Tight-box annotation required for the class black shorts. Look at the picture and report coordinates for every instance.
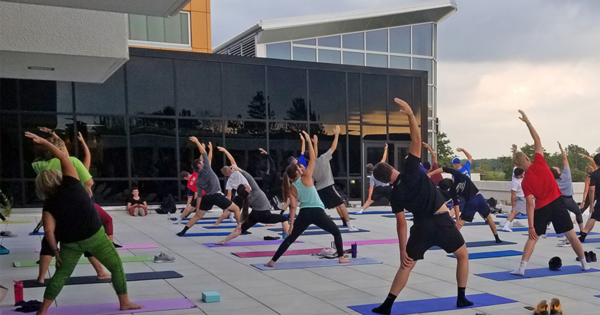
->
[533,197,574,236]
[406,212,465,260]
[590,202,600,221]
[459,194,491,222]
[199,193,233,211]
[371,186,391,202]
[232,195,244,209]
[241,210,287,232]
[40,237,93,258]
[317,185,344,209]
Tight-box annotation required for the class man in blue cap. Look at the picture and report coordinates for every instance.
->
[451,148,473,178]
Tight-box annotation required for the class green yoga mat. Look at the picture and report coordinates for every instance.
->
[4,221,32,224]
[13,256,153,268]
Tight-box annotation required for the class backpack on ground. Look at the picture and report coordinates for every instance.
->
[156,195,176,214]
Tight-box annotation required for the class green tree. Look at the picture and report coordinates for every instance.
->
[436,131,453,166]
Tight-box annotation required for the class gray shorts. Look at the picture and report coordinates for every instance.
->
[514,197,526,214]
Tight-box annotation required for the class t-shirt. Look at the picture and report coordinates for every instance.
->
[313,151,335,190]
[241,170,272,211]
[225,165,249,191]
[186,171,198,193]
[456,161,471,178]
[511,170,524,198]
[42,176,102,243]
[522,153,562,209]
[442,167,479,204]
[369,175,389,187]
[428,162,443,185]
[32,157,93,184]
[555,166,573,196]
[297,154,307,168]
[127,196,145,206]
[390,153,447,220]
[196,153,222,195]
[589,169,600,201]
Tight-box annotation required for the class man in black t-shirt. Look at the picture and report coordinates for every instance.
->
[579,154,600,242]
[369,98,473,315]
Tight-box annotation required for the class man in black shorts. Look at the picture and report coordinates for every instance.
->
[358,144,392,214]
[176,137,241,236]
[579,154,600,243]
[370,98,472,315]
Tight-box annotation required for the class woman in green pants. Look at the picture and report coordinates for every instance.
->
[25,131,141,315]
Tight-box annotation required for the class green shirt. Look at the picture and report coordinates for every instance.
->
[292,178,324,210]
[32,157,92,184]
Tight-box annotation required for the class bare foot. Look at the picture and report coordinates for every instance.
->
[264,260,275,268]
[211,224,218,228]
[36,279,45,284]
[120,302,143,310]
[97,273,111,280]
[215,240,226,245]
[339,257,352,264]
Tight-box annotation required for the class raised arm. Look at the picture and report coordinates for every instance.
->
[579,153,598,170]
[457,148,472,163]
[218,146,237,166]
[78,132,91,171]
[394,98,420,157]
[329,125,341,154]
[300,133,305,156]
[25,132,78,180]
[518,110,543,155]
[301,131,317,185]
[381,143,388,163]
[39,127,69,156]
[558,142,569,168]
[208,142,213,164]
[423,142,436,165]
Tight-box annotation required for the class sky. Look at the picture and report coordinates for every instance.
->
[211,0,600,159]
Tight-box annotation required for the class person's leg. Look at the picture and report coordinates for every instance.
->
[85,251,110,279]
[216,217,254,245]
[266,210,312,266]
[580,219,597,242]
[371,260,416,314]
[563,229,590,269]
[359,199,375,213]
[311,209,351,263]
[174,204,194,224]
[452,244,473,307]
[564,197,584,232]
[510,237,538,276]
[259,212,290,236]
[484,215,501,242]
[177,210,208,236]
[226,203,241,223]
[213,210,231,227]
[37,255,53,283]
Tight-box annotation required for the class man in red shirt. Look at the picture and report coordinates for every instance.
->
[510,110,589,276]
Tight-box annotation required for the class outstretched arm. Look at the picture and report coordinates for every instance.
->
[78,132,91,171]
[329,125,341,154]
[208,142,213,164]
[300,133,305,156]
[39,127,69,155]
[423,142,436,165]
[558,142,569,168]
[427,167,444,177]
[381,143,388,163]
[218,147,236,166]
[394,98,420,157]
[579,153,598,170]
[301,131,317,185]
[457,148,472,162]
[518,110,543,155]
[25,132,78,180]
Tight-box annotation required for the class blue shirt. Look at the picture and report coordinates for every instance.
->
[456,161,471,179]
[297,154,307,168]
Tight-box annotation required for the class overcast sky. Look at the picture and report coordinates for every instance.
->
[212,0,600,158]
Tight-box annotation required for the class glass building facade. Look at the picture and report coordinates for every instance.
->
[0,48,427,207]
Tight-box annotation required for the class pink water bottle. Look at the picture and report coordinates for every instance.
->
[13,281,23,305]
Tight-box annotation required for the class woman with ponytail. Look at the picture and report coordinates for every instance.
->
[265,131,351,267]
[215,166,289,245]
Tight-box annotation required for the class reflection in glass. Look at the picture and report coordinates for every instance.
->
[361,125,386,141]
[318,35,341,48]
[267,67,307,121]
[225,121,266,176]
[413,57,433,85]
[412,23,433,56]
[1,114,20,178]
[293,47,316,62]
[222,63,265,119]
[366,54,388,68]
[309,70,346,123]
[266,42,291,60]
[348,179,362,199]
[179,120,223,176]
[366,29,387,52]
[0,181,21,206]
[24,182,42,206]
[389,126,411,141]
[130,180,178,203]
[348,125,360,176]
[269,122,308,173]
[361,74,387,125]
[342,33,364,50]
[388,76,413,125]
[20,80,72,112]
[129,117,177,178]
[0,79,18,110]
[390,56,410,70]
[293,38,316,46]
[129,14,147,41]
[92,181,131,205]
[343,52,364,66]
[390,26,411,54]
[75,68,126,115]
[76,116,127,178]
[318,49,341,64]
[310,124,347,177]
[126,57,175,115]
[348,74,360,125]
[175,59,221,117]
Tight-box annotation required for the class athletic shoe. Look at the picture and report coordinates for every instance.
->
[557,239,571,247]
[154,252,175,263]
[172,217,182,225]
[113,242,123,248]
[541,234,547,239]
[356,209,364,214]
[241,231,252,235]
[513,221,526,227]
[534,300,549,315]
[590,251,597,262]
[501,225,513,232]
[549,298,562,315]
[348,226,360,232]
[229,214,236,223]
[499,220,507,226]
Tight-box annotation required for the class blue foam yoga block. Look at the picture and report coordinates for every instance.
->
[202,291,220,303]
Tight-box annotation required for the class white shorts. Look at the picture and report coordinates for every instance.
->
[514,197,526,215]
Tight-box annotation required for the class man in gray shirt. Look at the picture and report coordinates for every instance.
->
[358,144,392,214]
[312,125,359,232]
[552,142,584,245]
[177,137,241,236]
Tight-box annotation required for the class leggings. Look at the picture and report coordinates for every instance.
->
[563,196,583,224]
[271,207,344,262]
[43,227,127,301]
[581,192,590,212]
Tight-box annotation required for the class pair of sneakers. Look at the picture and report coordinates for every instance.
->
[154,252,175,263]
[576,251,597,263]
[534,298,562,315]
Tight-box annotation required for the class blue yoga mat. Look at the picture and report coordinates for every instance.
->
[0,245,9,255]
[448,250,522,259]
[431,240,516,250]
[349,210,391,215]
[464,221,498,226]
[269,225,343,232]
[179,232,231,237]
[496,214,527,219]
[500,227,529,232]
[476,265,600,281]
[180,220,224,225]
[252,257,381,270]
[381,214,413,218]
[348,293,516,315]
[543,232,599,237]
[204,224,264,229]
[29,232,44,236]
[280,229,370,236]
[580,238,600,243]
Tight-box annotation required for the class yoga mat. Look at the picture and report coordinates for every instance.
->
[29,232,44,235]
[430,240,517,250]
[233,248,323,258]
[0,245,9,255]
[496,214,527,219]
[35,244,157,252]
[500,227,529,232]
[282,214,355,221]
[539,232,599,237]
[476,265,600,281]
[13,256,153,268]
[349,210,391,215]
[348,293,516,315]
[579,238,600,243]
[268,225,343,232]
[21,271,182,288]
[0,298,197,315]
[464,221,499,226]
[280,229,370,236]
[3,221,32,224]
[203,240,303,247]
[448,250,523,259]
[181,220,221,225]
[252,257,381,270]
[204,224,264,229]
[343,239,398,246]
[179,232,231,237]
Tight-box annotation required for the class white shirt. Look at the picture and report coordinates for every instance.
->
[511,167,524,198]
[225,165,249,191]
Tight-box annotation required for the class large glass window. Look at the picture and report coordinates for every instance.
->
[76,116,127,178]
[225,121,267,177]
[92,181,130,205]
[348,73,360,125]
[175,60,221,118]
[131,180,179,203]
[268,122,308,172]
[0,182,22,207]
[343,52,364,66]
[412,23,433,56]
[266,42,291,60]
[388,76,413,125]
[413,58,434,85]
[366,29,388,52]
[126,57,175,116]
[293,39,316,46]
[389,126,411,141]
[179,119,223,176]
[366,54,388,68]
[0,79,18,110]
[310,124,347,177]
[362,125,386,141]
[20,81,72,112]
[390,26,411,54]
[390,56,411,70]
[129,12,190,45]
[267,67,307,121]
[342,33,364,50]
[318,36,341,48]
[318,49,341,64]
[75,68,126,115]
[309,70,346,123]
[222,63,266,120]
[0,114,20,178]
[348,124,360,176]
[293,47,316,62]
[361,74,387,125]
[129,117,177,178]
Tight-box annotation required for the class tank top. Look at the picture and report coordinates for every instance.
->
[292,178,325,209]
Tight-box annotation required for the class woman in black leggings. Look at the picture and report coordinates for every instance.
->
[265,132,351,267]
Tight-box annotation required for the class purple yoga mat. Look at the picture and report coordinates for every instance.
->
[0,298,196,315]
[343,239,398,246]
[35,244,157,252]
[204,240,303,247]
[233,248,323,258]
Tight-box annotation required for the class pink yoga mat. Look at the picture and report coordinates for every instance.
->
[233,248,323,258]
[343,239,399,246]
[35,244,157,252]
[0,298,196,315]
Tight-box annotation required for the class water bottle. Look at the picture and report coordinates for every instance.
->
[351,243,357,258]
[13,281,23,305]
